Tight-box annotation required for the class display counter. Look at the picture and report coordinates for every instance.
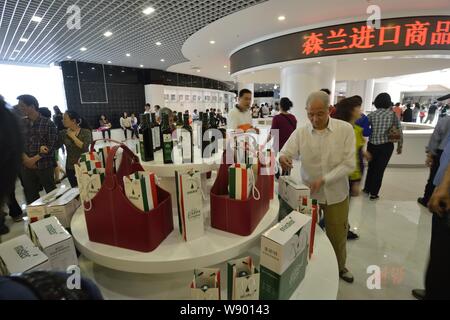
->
[73,195,339,300]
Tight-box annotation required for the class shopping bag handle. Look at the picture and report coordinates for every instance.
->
[89,139,122,152]
[105,144,140,176]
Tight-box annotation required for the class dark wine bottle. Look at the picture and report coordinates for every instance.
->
[201,112,210,158]
[181,114,194,163]
[161,113,174,164]
[150,113,161,151]
[139,113,154,162]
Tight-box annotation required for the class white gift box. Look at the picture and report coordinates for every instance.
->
[46,188,81,228]
[260,211,311,300]
[75,165,105,203]
[27,185,71,223]
[175,170,204,241]
[190,268,221,300]
[227,256,260,300]
[28,216,78,272]
[0,235,51,276]
[278,176,310,211]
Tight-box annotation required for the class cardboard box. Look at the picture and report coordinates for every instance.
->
[0,235,51,275]
[46,188,81,228]
[260,211,311,300]
[27,185,71,222]
[190,268,221,300]
[175,170,204,242]
[278,176,310,211]
[28,217,78,272]
[227,256,260,300]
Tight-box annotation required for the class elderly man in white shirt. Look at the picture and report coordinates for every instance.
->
[279,91,356,283]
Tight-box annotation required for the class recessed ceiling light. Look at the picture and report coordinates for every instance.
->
[228,71,230,74]
[363,58,368,61]
[126,53,131,57]
[91,67,95,70]
[223,65,227,69]
[209,40,216,44]
[143,7,155,15]
[80,47,87,51]
[197,69,201,73]
[107,60,112,64]
[155,42,162,46]
[317,61,321,64]
[19,38,28,43]
[104,31,113,37]
[160,59,165,62]
[31,16,42,23]
[67,56,72,59]
[278,16,286,21]
[140,64,144,68]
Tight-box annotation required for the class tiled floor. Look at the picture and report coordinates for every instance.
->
[0,165,432,300]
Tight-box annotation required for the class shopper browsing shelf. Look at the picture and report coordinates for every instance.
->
[120,112,135,140]
[363,93,403,201]
[17,95,58,204]
[0,96,23,235]
[279,91,356,283]
[52,111,92,188]
[227,89,259,133]
[267,97,297,154]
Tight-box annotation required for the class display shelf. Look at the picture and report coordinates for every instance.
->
[71,199,279,274]
[76,211,339,300]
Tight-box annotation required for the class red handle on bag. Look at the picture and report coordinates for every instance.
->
[105,144,140,176]
[89,139,122,153]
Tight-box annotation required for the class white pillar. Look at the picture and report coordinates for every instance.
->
[280,61,336,127]
[364,79,375,113]
[345,79,375,113]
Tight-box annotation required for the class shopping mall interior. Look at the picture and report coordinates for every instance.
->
[0,0,449,303]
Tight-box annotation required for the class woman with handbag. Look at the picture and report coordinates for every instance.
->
[363,93,403,200]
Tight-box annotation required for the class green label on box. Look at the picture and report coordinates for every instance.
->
[260,247,308,300]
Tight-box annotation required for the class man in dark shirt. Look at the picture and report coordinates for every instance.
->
[16,95,58,204]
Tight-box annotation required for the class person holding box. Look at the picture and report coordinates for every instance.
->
[279,91,356,283]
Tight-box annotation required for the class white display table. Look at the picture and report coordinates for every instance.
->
[71,200,279,274]
[72,197,339,300]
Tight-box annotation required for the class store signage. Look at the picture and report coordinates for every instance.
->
[230,16,450,74]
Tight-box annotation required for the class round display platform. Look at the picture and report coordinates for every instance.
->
[71,200,279,274]
[76,212,338,300]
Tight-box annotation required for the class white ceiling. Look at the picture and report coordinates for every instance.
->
[0,0,267,68]
[169,0,450,82]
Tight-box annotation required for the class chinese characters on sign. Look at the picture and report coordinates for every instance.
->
[302,19,450,57]
[230,16,450,74]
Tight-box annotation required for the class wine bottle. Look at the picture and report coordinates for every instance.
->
[150,113,161,151]
[139,114,154,162]
[161,113,174,164]
[181,114,194,163]
[201,113,210,158]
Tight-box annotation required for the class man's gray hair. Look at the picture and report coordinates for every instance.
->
[306,91,330,110]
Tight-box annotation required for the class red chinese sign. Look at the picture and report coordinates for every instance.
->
[302,18,450,57]
[230,16,450,74]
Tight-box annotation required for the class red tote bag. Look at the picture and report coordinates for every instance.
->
[84,143,174,252]
[210,152,273,236]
